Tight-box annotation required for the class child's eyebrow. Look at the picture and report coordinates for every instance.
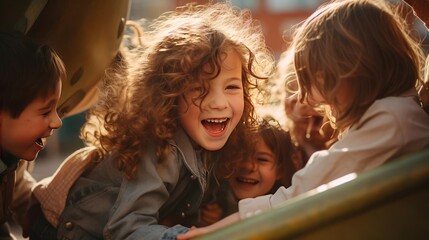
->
[256,151,275,158]
[226,77,242,82]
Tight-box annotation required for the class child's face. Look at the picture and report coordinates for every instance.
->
[0,81,62,160]
[179,49,244,151]
[228,137,279,200]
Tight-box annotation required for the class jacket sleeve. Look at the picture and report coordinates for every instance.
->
[104,147,189,240]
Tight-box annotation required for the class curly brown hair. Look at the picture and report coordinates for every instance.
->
[81,2,274,180]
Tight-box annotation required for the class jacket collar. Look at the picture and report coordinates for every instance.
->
[172,127,209,190]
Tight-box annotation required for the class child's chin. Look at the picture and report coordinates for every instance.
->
[21,151,40,161]
[203,141,227,151]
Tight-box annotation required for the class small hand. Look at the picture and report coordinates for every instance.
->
[199,203,223,226]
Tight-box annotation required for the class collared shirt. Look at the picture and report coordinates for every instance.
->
[33,147,97,227]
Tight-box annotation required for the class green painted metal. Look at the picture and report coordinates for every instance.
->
[197,149,429,240]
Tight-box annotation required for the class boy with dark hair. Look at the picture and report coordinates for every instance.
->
[0,30,66,239]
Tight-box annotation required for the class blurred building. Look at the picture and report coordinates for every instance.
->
[130,0,429,57]
[130,0,326,57]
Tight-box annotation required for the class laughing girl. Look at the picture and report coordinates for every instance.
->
[30,2,273,240]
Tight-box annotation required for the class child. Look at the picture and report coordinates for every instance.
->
[178,0,429,238]
[198,116,305,226]
[0,31,65,239]
[29,2,273,240]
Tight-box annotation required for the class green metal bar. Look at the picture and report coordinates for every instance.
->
[197,149,429,240]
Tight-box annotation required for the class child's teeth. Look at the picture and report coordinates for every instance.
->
[206,118,227,123]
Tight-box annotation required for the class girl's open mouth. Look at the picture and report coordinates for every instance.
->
[236,177,258,185]
[202,118,229,134]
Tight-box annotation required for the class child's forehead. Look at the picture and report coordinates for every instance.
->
[34,80,62,102]
[205,48,242,67]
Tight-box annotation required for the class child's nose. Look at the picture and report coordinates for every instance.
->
[204,90,228,110]
[50,111,63,129]
[240,159,257,172]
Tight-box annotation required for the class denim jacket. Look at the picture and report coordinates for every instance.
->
[57,128,210,240]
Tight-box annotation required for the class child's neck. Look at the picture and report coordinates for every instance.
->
[190,139,203,152]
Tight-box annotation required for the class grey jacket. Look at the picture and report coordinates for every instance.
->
[58,128,211,240]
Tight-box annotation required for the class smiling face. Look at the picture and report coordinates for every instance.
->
[228,136,279,199]
[178,49,244,151]
[0,80,62,160]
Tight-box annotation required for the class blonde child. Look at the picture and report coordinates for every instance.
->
[0,30,65,239]
[178,0,429,238]
[29,2,273,240]
[198,117,305,226]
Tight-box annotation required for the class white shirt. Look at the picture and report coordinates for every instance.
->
[239,94,429,219]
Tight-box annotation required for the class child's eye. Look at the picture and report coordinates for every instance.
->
[226,84,242,90]
[255,155,276,166]
[257,157,269,163]
[42,110,51,116]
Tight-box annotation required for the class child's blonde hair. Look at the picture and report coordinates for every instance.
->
[293,0,426,131]
[82,2,274,179]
